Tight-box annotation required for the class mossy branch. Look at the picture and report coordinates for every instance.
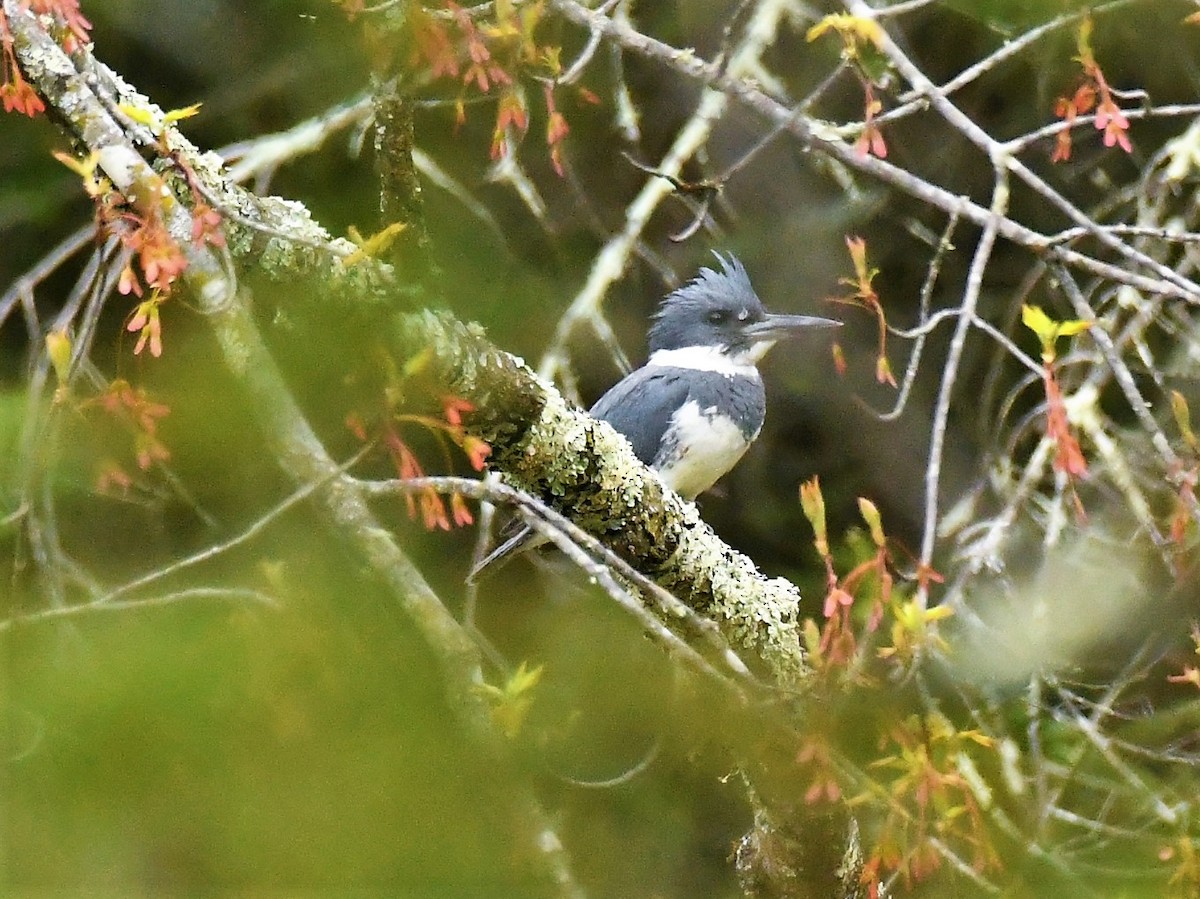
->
[394,309,810,687]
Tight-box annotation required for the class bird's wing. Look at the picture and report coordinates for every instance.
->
[472,367,689,581]
[588,366,692,466]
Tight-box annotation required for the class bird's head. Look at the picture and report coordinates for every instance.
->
[647,253,840,365]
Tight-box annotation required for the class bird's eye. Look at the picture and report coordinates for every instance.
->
[708,309,729,324]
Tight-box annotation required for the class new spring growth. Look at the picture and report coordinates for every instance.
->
[1022,304,1092,480]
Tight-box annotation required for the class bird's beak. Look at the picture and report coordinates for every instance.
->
[744,313,842,343]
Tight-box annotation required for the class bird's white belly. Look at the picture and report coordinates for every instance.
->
[655,400,755,499]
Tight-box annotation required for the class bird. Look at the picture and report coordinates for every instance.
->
[470,252,840,578]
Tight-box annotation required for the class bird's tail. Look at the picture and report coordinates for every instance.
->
[466,523,540,583]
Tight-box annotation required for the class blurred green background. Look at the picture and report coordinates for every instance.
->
[4,0,1200,895]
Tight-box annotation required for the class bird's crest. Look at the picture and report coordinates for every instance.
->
[648,253,764,351]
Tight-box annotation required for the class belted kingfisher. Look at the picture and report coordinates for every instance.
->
[473,253,840,576]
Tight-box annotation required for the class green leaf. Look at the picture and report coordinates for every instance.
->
[1022,304,1092,362]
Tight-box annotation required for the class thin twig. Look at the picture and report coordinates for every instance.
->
[362,474,768,698]
[92,445,373,608]
[0,587,279,632]
[918,169,1009,605]
[875,210,960,422]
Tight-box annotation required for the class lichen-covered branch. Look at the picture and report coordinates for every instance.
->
[393,308,810,687]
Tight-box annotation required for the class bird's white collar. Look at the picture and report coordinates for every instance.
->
[647,344,769,377]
